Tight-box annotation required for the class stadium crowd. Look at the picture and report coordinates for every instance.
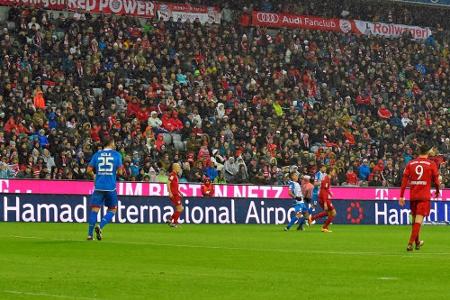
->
[0,3,448,187]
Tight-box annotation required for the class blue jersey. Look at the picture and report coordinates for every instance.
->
[313,171,326,191]
[288,180,303,199]
[88,149,123,191]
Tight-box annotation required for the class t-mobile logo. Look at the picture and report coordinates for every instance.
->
[0,180,9,193]
[375,189,389,200]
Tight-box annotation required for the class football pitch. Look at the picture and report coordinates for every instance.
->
[1,223,450,300]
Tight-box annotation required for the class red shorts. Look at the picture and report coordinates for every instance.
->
[319,195,334,211]
[170,195,182,207]
[410,200,430,217]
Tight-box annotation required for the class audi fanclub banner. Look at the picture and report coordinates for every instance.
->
[1,194,450,225]
[0,179,449,201]
[157,3,221,24]
[252,11,432,40]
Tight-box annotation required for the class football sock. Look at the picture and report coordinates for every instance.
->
[312,211,328,221]
[287,216,298,229]
[88,210,98,236]
[323,215,335,229]
[413,222,420,244]
[100,210,115,229]
[409,223,421,245]
[297,217,305,226]
[171,211,181,224]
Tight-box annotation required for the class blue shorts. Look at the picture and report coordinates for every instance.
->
[293,203,308,215]
[90,190,118,208]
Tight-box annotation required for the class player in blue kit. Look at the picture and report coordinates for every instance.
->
[312,165,327,208]
[86,138,123,241]
[284,172,311,231]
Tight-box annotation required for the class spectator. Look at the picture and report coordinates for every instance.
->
[214,171,227,184]
[358,159,371,181]
[201,177,215,196]
[345,168,359,186]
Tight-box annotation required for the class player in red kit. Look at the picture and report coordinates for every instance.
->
[310,167,337,233]
[399,145,440,251]
[166,163,183,228]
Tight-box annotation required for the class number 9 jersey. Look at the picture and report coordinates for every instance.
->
[88,149,123,191]
[400,158,440,201]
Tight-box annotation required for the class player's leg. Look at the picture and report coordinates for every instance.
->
[322,208,336,233]
[407,201,429,251]
[87,191,103,240]
[410,214,421,247]
[100,191,118,229]
[311,199,327,221]
[408,214,424,251]
[286,211,301,231]
[170,197,184,226]
[296,205,308,230]
[296,215,306,231]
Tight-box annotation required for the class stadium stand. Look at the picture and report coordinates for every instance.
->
[0,2,448,187]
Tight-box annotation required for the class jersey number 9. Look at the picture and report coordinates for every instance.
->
[415,165,423,180]
[98,157,114,172]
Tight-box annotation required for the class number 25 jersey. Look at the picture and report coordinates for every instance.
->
[400,158,440,201]
[88,149,123,191]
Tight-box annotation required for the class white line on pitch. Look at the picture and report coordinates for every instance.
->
[378,277,399,280]
[3,290,100,300]
[11,235,42,239]
[9,235,450,258]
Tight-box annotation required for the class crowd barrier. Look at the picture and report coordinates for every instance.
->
[1,180,449,225]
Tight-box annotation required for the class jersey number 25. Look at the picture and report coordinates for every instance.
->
[98,157,114,172]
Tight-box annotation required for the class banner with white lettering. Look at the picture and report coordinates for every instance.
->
[1,195,449,225]
[0,180,448,200]
[66,0,156,18]
[251,11,432,40]
[157,3,221,24]
[350,19,432,40]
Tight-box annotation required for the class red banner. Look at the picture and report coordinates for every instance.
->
[252,11,341,32]
[67,0,156,18]
[252,10,432,40]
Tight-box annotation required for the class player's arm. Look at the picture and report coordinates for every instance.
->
[324,178,332,197]
[116,155,124,177]
[399,165,410,207]
[87,153,97,180]
[432,163,440,197]
[86,165,95,179]
[288,189,295,198]
[167,176,173,198]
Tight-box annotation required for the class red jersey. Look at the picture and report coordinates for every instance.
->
[400,157,440,201]
[168,171,180,197]
[319,175,332,198]
[201,183,215,196]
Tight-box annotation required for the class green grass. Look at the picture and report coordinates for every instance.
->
[1,224,450,300]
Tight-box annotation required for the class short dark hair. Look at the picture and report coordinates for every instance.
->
[102,137,114,148]
[419,144,432,155]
